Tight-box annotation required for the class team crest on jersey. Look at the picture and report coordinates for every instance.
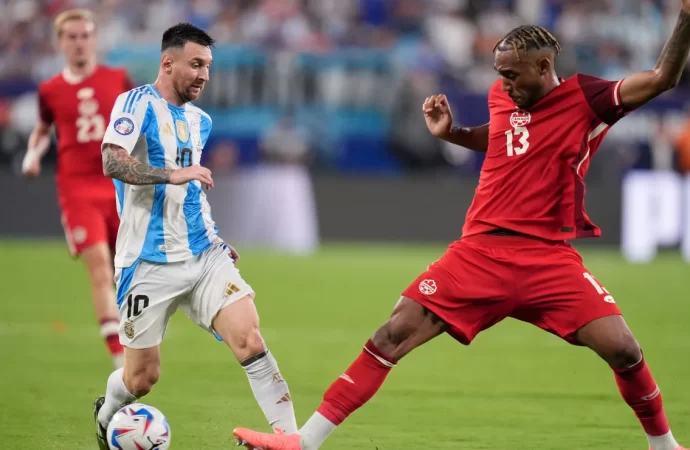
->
[124,319,134,339]
[510,111,531,128]
[114,117,135,135]
[176,120,189,142]
[419,279,437,295]
[71,226,87,245]
[76,87,95,99]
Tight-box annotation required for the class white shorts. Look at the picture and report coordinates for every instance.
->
[114,242,254,349]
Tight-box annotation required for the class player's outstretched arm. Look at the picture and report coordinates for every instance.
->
[423,94,489,152]
[102,143,214,187]
[618,1,690,109]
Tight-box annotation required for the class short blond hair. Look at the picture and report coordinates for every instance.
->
[54,9,94,36]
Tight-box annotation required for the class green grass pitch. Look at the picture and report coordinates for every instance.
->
[0,240,688,449]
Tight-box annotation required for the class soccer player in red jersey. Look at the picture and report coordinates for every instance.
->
[235,3,690,450]
[22,9,132,369]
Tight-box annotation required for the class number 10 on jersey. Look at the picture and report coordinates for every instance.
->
[505,126,530,156]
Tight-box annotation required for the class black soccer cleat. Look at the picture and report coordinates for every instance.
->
[93,396,109,450]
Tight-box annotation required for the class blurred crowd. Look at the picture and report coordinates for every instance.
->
[1,0,690,175]
[0,0,684,88]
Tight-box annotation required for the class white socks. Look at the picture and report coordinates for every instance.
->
[97,368,137,427]
[648,431,680,450]
[299,412,337,450]
[243,351,298,433]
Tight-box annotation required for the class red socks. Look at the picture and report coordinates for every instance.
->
[316,342,671,438]
[614,357,669,436]
[317,340,396,425]
[100,319,124,356]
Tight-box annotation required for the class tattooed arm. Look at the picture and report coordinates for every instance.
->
[618,4,690,109]
[102,143,215,187]
[102,143,173,184]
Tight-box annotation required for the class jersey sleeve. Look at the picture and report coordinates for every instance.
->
[102,90,149,154]
[199,113,212,148]
[37,83,53,125]
[576,73,631,125]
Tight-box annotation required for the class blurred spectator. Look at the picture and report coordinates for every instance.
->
[259,112,312,165]
[425,2,476,72]
[0,0,685,88]
[212,113,319,255]
[207,140,240,174]
[1,0,690,176]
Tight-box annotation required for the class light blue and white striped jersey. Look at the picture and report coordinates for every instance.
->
[102,84,222,268]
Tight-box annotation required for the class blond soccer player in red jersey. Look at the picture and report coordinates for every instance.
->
[23,9,133,369]
[234,1,690,450]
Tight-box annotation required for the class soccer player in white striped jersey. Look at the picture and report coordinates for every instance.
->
[92,23,297,449]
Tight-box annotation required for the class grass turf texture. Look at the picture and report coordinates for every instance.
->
[0,240,688,449]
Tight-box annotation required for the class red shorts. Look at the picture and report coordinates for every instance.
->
[402,234,621,345]
[60,198,119,257]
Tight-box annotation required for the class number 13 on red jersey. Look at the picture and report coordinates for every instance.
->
[505,127,530,156]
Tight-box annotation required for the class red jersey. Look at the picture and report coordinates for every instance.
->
[38,65,131,204]
[462,74,632,241]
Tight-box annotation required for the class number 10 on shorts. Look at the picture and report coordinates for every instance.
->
[126,294,150,319]
[583,272,615,303]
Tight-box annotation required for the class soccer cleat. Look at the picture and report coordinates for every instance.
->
[93,396,108,450]
[234,427,301,450]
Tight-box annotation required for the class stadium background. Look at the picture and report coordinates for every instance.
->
[1,0,689,449]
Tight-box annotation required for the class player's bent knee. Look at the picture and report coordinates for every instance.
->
[371,323,407,359]
[230,325,263,351]
[125,364,160,397]
[123,347,161,396]
[577,315,642,369]
[212,295,266,361]
[231,326,266,362]
[244,327,265,354]
[371,296,445,361]
[606,339,643,370]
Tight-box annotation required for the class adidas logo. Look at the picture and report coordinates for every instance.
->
[641,385,661,401]
[339,374,355,384]
[161,122,174,136]
[276,393,292,404]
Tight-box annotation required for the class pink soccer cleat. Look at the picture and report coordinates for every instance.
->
[234,427,301,450]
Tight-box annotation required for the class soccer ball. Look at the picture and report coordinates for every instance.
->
[107,403,171,450]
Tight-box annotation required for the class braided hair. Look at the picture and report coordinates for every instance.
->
[493,25,561,57]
